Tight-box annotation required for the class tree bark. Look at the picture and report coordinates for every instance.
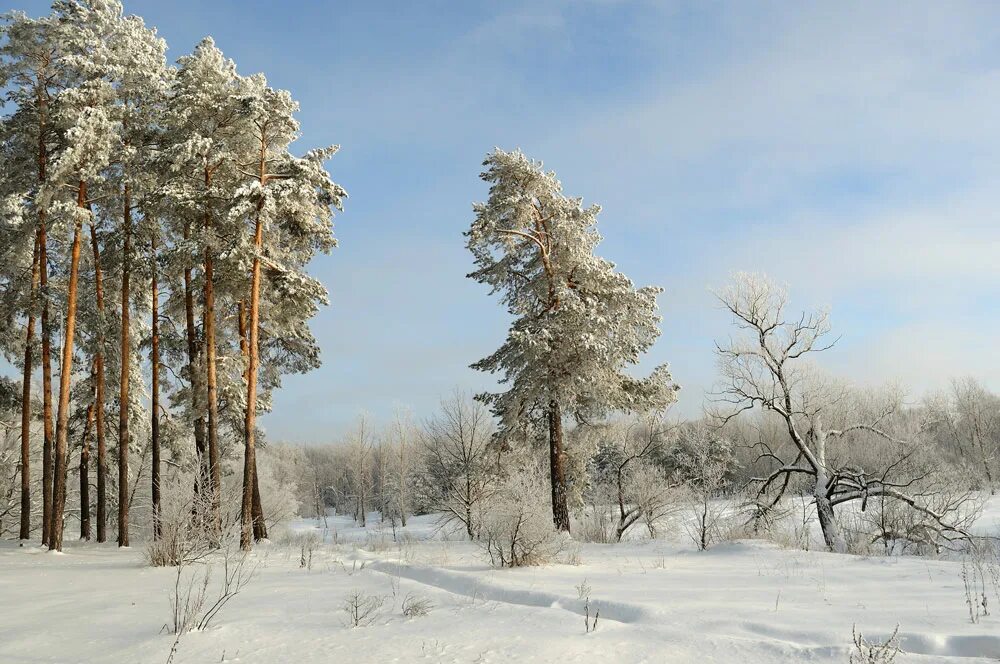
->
[815,490,847,553]
[39,219,54,545]
[238,300,267,542]
[182,220,208,508]
[88,219,108,545]
[150,232,161,540]
[117,185,131,547]
[19,234,40,541]
[548,400,570,532]
[203,167,222,535]
[252,466,266,541]
[37,89,54,548]
[49,180,87,551]
[240,193,265,550]
[79,387,95,542]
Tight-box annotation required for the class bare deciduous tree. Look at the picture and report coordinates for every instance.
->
[587,415,679,542]
[345,414,374,527]
[713,272,977,553]
[674,423,734,550]
[418,394,500,538]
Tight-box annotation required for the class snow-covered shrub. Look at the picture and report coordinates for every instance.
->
[674,425,735,550]
[575,501,615,543]
[144,474,213,567]
[849,624,901,663]
[581,416,682,542]
[166,543,257,664]
[255,445,302,529]
[961,538,999,624]
[401,593,432,618]
[342,591,384,627]
[479,467,568,568]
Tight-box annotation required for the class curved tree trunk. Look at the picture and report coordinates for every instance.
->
[150,233,161,540]
[49,180,87,552]
[19,234,40,541]
[117,185,131,547]
[548,400,570,533]
[815,488,847,553]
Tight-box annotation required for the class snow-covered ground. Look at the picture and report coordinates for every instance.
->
[3,504,1000,664]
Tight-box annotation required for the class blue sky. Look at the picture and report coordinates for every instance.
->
[10,1,1000,442]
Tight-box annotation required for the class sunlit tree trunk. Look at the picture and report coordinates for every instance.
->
[49,180,87,551]
[240,186,265,550]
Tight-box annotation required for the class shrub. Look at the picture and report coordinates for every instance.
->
[478,468,568,568]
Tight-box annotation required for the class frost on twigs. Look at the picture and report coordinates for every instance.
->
[342,591,385,628]
[478,463,569,568]
[849,624,902,664]
[401,593,433,618]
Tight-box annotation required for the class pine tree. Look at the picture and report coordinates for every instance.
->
[162,38,245,533]
[45,0,120,551]
[466,149,677,532]
[229,74,345,550]
[0,9,64,545]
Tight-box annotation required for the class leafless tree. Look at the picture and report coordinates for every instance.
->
[345,414,374,527]
[930,378,999,494]
[479,461,566,567]
[388,407,416,527]
[674,423,735,550]
[588,415,679,541]
[712,273,978,553]
[418,393,500,538]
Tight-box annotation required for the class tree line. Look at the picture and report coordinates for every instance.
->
[0,1,344,551]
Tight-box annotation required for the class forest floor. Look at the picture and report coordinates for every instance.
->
[3,502,1000,664]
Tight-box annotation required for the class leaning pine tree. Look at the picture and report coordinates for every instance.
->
[466,148,678,532]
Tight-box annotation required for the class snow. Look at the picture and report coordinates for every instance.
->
[3,508,1000,663]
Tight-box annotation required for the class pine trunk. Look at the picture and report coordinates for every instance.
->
[241,193,265,550]
[39,220,53,545]
[203,168,222,535]
[89,219,108,544]
[252,467,266,541]
[79,392,95,541]
[182,221,208,506]
[19,234,40,541]
[37,92,54,547]
[49,180,87,551]
[548,399,570,533]
[117,185,131,547]
[238,300,267,541]
[150,233,161,540]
